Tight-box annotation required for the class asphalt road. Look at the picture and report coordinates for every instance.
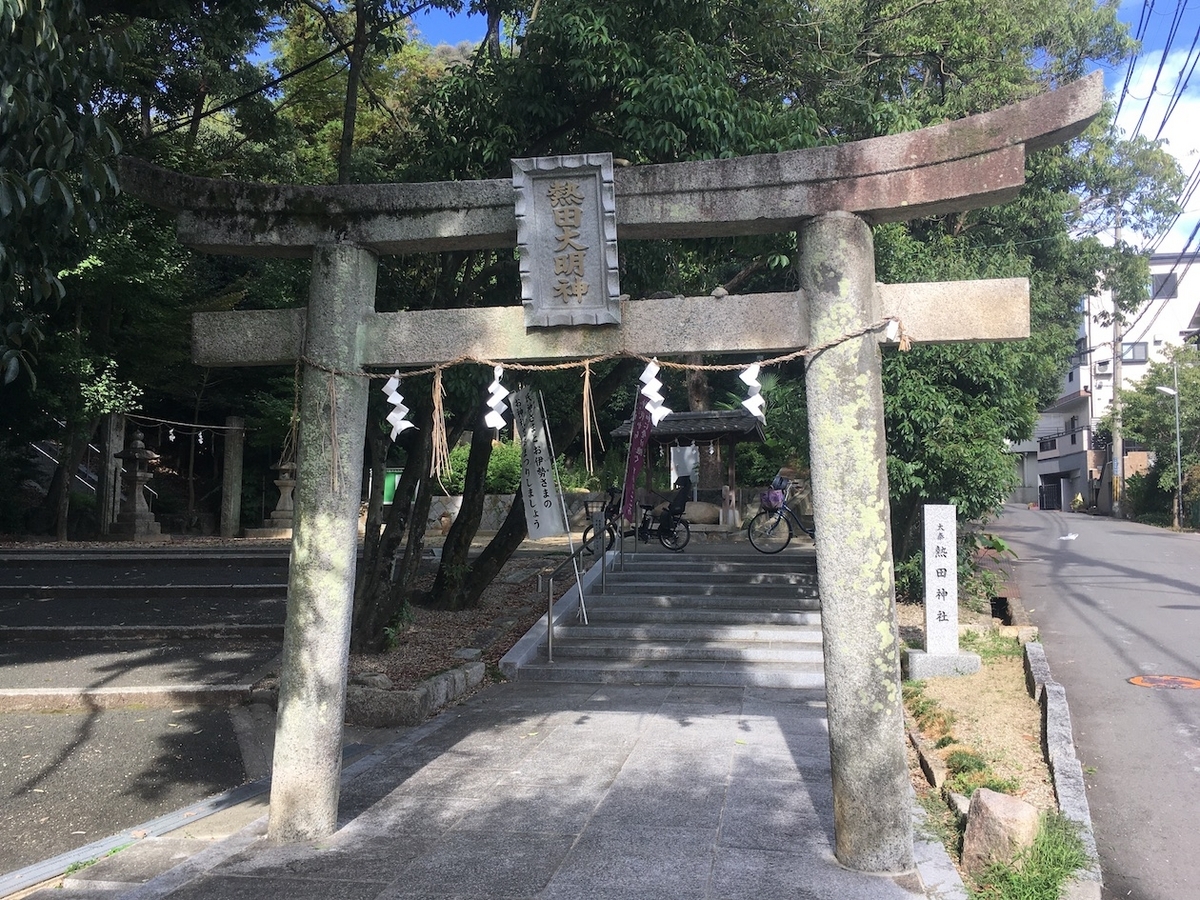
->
[0,548,289,878]
[991,504,1200,900]
[0,705,249,874]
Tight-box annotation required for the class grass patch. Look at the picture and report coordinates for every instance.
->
[903,680,955,741]
[971,812,1087,900]
[943,748,1019,798]
[960,629,1024,661]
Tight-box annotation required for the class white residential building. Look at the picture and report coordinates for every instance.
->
[1011,250,1199,511]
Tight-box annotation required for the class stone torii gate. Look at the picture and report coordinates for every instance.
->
[119,72,1101,874]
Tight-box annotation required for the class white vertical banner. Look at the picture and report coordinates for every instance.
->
[670,444,699,491]
[511,388,569,538]
[923,504,959,656]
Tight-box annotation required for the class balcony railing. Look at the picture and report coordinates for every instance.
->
[1036,427,1090,461]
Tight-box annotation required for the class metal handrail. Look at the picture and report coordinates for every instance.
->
[538,540,596,662]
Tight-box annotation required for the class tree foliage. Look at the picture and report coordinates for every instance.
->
[0,0,1189,637]
[1,0,123,384]
[1113,348,1200,520]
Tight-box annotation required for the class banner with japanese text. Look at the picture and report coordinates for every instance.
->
[511,388,569,538]
[621,393,653,523]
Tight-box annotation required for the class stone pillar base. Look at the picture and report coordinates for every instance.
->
[111,519,170,543]
[903,649,982,679]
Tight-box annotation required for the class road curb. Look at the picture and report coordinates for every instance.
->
[0,625,283,642]
[1023,642,1103,900]
[0,684,256,712]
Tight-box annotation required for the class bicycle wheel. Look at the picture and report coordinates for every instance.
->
[659,518,690,551]
[581,523,617,554]
[748,510,791,553]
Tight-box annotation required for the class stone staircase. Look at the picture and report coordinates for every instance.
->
[515,548,826,689]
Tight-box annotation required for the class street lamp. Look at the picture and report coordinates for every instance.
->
[1156,365,1183,529]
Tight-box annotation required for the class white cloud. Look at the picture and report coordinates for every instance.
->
[1113,47,1200,254]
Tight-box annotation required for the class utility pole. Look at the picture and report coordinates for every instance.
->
[1111,219,1124,518]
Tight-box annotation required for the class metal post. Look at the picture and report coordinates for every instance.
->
[547,577,554,662]
[594,507,606,594]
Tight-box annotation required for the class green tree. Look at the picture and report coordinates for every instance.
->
[1,0,123,384]
[1115,348,1200,525]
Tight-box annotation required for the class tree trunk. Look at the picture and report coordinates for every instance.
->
[185,83,207,151]
[52,422,97,541]
[185,370,209,531]
[360,425,388,587]
[445,359,641,611]
[351,427,429,651]
[351,393,473,651]
[431,403,491,609]
[336,5,368,184]
[686,353,722,490]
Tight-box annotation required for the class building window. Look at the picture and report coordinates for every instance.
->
[1152,272,1178,299]
[1121,342,1148,363]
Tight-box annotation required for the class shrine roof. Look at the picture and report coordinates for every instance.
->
[610,410,765,444]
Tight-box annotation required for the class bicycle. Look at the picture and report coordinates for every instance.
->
[582,484,691,553]
[746,479,814,553]
[581,486,621,553]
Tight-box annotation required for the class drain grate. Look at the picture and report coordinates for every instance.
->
[1128,675,1200,689]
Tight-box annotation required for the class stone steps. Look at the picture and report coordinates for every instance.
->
[516,549,826,689]
[515,657,826,689]
[548,638,825,663]
[582,593,820,611]
[600,578,816,600]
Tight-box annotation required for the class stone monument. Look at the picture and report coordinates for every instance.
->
[903,504,982,678]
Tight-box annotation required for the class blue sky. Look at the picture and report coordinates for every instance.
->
[409,6,487,46]
[1108,1,1199,253]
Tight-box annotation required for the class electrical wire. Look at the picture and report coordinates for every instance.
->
[1131,0,1190,137]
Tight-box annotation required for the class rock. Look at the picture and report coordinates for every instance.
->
[684,501,721,524]
[946,790,971,822]
[962,788,1041,875]
[344,684,426,728]
[351,672,393,690]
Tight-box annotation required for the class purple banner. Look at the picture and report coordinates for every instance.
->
[621,394,653,523]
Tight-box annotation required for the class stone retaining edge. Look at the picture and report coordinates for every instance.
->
[1023,643,1102,900]
[905,640,1102,899]
[342,660,487,728]
[498,549,610,678]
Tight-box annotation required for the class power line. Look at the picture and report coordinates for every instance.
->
[139,2,445,141]
[1114,0,1156,124]
[1153,21,1200,138]
[1131,0,1189,137]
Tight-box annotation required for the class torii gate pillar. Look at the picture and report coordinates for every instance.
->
[802,212,910,870]
[269,243,376,842]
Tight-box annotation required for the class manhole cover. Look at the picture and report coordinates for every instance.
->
[1128,675,1200,690]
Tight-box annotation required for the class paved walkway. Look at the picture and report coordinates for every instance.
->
[25,681,963,900]
[1,537,966,899]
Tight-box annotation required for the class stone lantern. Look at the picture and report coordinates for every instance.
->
[267,461,297,529]
[113,431,167,542]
